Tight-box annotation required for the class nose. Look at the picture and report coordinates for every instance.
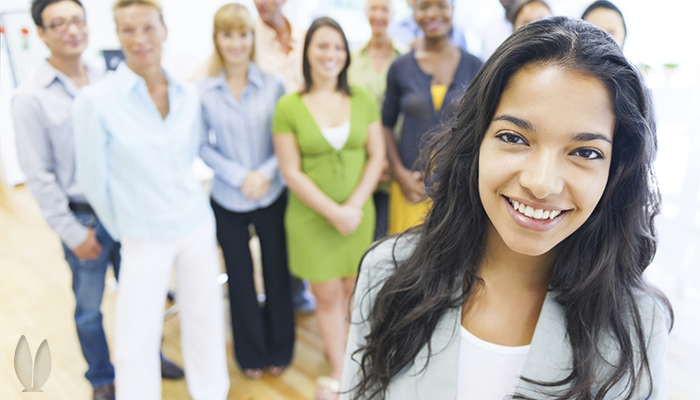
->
[518,148,564,199]
[426,4,441,18]
[133,28,148,45]
[65,21,83,36]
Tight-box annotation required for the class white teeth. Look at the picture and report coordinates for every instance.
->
[507,197,562,221]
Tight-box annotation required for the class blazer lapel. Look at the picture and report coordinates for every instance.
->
[413,306,462,400]
[400,291,572,399]
[515,291,573,398]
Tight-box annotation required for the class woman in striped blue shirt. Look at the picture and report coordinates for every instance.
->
[197,3,294,380]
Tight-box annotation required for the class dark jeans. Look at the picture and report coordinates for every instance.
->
[373,191,389,240]
[211,194,295,369]
[61,211,120,388]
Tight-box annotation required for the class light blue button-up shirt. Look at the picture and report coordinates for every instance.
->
[73,62,211,241]
[197,63,286,213]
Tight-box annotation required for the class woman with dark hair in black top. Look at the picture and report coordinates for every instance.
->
[383,0,481,236]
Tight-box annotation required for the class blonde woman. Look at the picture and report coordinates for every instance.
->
[197,4,294,380]
[74,1,229,398]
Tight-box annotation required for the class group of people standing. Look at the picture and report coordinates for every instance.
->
[11,0,637,400]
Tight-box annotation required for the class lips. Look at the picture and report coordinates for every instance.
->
[503,196,570,232]
[507,197,562,220]
[426,20,445,32]
[133,48,152,56]
[322,61,339,70]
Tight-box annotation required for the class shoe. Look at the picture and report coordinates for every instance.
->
[93,383,115,400]
[292,285,317,314]
[268,365,287,377]
[315,376,340,400]
[243,368,263,380]
[161,355,185,380]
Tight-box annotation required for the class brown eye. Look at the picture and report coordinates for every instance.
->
[496,132,527,145]
[571,148,604,160]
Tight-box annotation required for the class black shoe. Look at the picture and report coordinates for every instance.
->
[93,383,115,400]
[161,356,185,380]
[292,282,317,314]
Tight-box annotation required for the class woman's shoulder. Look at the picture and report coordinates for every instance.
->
[350,84,374,101]
[458,48,484,72]
[350,45,366,60]
[256,67,286,90]
[388,51,416,72]
[597,290,671,398]
[194,76,219,96]
[632,289,672,338]
[275,91,302,110]
[359,234,418,284]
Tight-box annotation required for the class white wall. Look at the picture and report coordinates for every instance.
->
[3,0,698,81]
[2,0,699,184]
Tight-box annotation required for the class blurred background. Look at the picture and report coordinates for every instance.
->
[1,0,699,398]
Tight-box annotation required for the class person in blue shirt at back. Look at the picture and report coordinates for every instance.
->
[73,1,229,399]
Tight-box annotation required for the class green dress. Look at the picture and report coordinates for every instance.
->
[272,86,380,282]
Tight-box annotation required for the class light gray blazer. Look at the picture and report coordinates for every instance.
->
[341,235,670,400]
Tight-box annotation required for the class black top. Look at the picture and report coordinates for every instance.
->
[382,48,482,170]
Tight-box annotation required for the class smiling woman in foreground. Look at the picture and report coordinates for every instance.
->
[341,16,672,400]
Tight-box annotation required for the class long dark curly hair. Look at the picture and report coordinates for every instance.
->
[351,16,672,400]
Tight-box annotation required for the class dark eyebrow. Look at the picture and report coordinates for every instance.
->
[571,132,612,144]
[494,114,612,144]
[493,115,534,131]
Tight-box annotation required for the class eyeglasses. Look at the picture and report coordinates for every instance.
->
[44,18,86,33]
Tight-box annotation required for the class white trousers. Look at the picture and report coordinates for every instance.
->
[114,218,229,400]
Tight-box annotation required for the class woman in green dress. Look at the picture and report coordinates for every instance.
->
[272,17,386,400]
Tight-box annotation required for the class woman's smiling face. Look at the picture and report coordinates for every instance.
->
[478,64,615,257]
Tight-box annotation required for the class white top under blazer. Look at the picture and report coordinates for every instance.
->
[456,326,530,400]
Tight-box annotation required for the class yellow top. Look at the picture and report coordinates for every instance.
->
[431,84,448,111]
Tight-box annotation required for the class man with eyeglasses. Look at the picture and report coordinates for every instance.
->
[12,1,182,399]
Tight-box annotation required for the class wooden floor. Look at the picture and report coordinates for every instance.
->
[0,185,325,399]
[2,184,699,400]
